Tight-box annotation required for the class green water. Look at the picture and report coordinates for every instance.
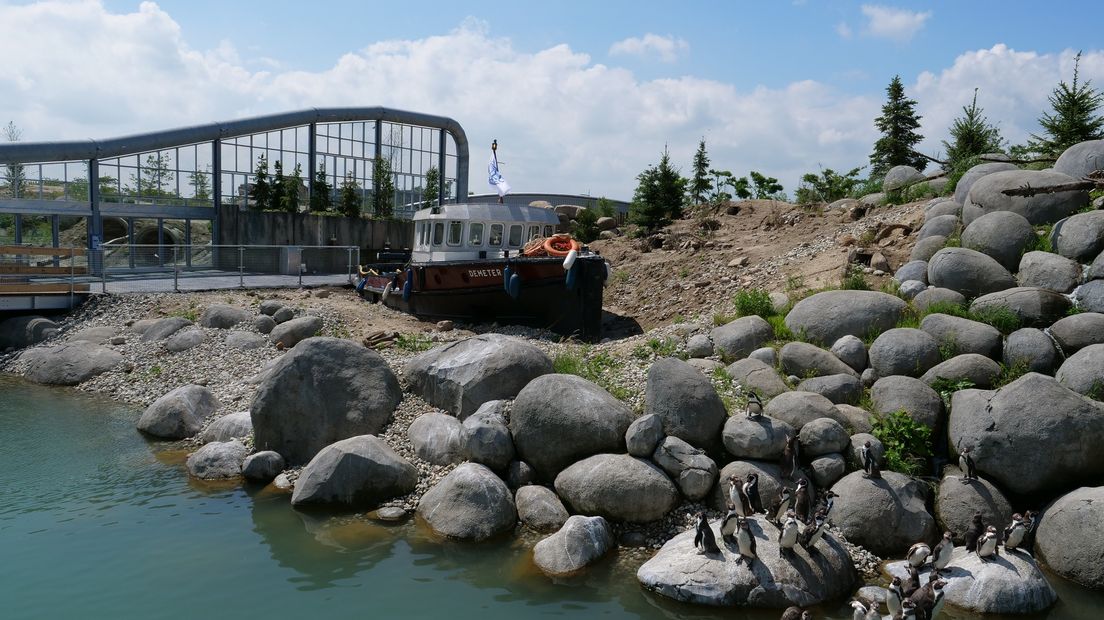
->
[1,375,1101,619]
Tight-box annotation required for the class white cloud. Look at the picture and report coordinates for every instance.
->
[609,33,689,63]
[861,5,931,41]
[836,22,853,39]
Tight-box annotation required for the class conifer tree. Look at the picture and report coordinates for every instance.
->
[1029,52,1104,157]
[870,75,926,176]
[689,138,711,205]
[272,160,286,212]
[422,166,440,207]
[309,164,333,212]
[942,88,1005,171]
[339,172,360,217]
[3,121,25,198]
[283,163,303,213]
[372,156,395,219]
[749,171,783,199]
[630,147,687,232]
[249,155,270,211]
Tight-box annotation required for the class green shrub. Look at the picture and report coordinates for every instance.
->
[918,300,970,319]
[871,410,933,476]
[395,333,433,352]
[840,264,870,290]
[552,349,629,400]
[930,377,976,402]
[768,315,793,341]
[632,337,682,360]
[970,306,1022,334]
[733,288,776,319]
[995,360,1030,388]
[1023,225,1053,254]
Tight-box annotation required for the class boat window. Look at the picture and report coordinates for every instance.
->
[468,222,484,246]
[488,224,503,246]
[447,221,463,246]
[508,224,523,247]
[432,222,444,246]
[543,225,554,237]
[528,225,541,241]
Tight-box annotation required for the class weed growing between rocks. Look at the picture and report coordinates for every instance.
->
[871,410,933,476]
[970,306,1022,334]
[839,264,870,290]
[395,333,433,352]
[632,337,683,360]
[995,360,1030,388]
[931,377,976,403]
[768,315,794,342]
[552,349,630,401]
[732,288,775,319]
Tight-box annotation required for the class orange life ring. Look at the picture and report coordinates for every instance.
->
[542,234,582,257]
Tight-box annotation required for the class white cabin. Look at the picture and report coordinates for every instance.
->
[410,203,561,262]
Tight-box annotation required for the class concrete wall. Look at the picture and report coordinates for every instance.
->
[217,204,414,253]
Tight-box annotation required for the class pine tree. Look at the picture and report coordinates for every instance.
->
[372,156,395,219]
[282,163,303,213]
[249,155,270,211]
[339,172,360,217]
[309,164,333,213]
[630,147,687,232]
[272,160,286,213]
[749,171,783,199]
[3,121,25,199]
[1029,52,1104,157]
[942,89,1005,172]
[870,75,926,177]
[422,166,440,207]
[689,138,711,205]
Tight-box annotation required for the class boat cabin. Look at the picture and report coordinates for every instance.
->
[411,203,561,262]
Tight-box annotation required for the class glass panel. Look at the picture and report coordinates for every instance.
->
[489,224,503,247]
[528,225,540,241]
[468,223,483,246]
[432,222,444,246]
[543,225,554,237]
[447,221,462,246]
[508,224,522,247]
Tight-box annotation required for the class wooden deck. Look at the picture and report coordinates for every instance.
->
[0,245,89,297]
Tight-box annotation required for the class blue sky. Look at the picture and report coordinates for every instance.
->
[4,1,1104,198]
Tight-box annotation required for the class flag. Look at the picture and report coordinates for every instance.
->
[488,152,511,197]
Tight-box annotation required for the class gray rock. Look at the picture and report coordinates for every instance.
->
[1037,485,1104,589]
[417,463,517,541]
[652,436,718,501]
[920,354,1002,389]
[798,418,850,456]
[462,402,515,471]
[242,450,285,482]
[910,236,946,262]
[830,335,867,373]
[645,358,727,449]
[898,280,927,300]
[848,433,884,470]
[186,440,248,479]
[66,325,114,345]
[1003,327,1058,373]
[686,334,713,358]
[554,454,679,523]
[917,214,960,241]
[894,260,929,285]
[253,315,276,334]
[597,216,618,231]
[268,316,322,348]
[686,358,724,374]
[251,337,402,465]
[836,405,874,434]
[748,347,777,367]
[534,515,614,577]
[770,292,790,314]
[711,460,784,512]
[935,472,1013,545]
[784,290,906,345]
[408,412,468,465]
[885,549,1056,614]
[1075,279,1104,313]
[258,299,286,316]
[198,411,252,443]
[954,161,1018,205]
[406,334,552,418]
[964,169,1089,225]
[884,165,925,191]
[725,358,789,398]
[626,413,664,458]
[927,248,1016,298]
[810,453,847,488]
[137,384,220,439]
[164,328,205,353]
[860,192,885,207]
[928,200,963,219]
[1054,139,1104,180]
[829,471,937,557]
[224,331,265,350]
[140,317,192,341]
[1056,344,1104,397]
[1090,249,1104,281]
[870,375,943,430]
[198,304,252,329]
[920,313,1002,359]
[710,315,774,360]
[779,342,858,379]
[913,287,967,312]
[507,460,536,489]
[970,286,1071,327]
[1018,251,1081,293]
[23,341,123,386]
[1053,210,1104,262]
[515,485,569,532]
[764,391,847,430]
[722,415,794,460]
[272,306,295,324]
[292,435,416,507]
[868,328,940,378]
[1049,313,1104,354]
[511,374,633,479]
[948,374,1104,495]
[0,315,59,349]
[636,515,856,608]
[796,374,862,405]
[961,211,1035,271]
[861,368,877,388]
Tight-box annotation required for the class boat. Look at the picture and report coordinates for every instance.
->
[358,202,610,340]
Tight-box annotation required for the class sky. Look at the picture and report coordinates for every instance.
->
[2,0,1104,200]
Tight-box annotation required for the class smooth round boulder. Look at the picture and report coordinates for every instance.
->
[507,460,536,489]
[779,342,858,379]
[268,315,322,348]
[198,304,252,329]
[515,485,569,532]
[242,450,285,482]
[913,287,966,312]
[66,325,114,345]
[164,328,205,353]
[830,335,867,372]
[810,453,847,488]
[271,306,295,324]
[964,169,1088,225]
[711,460,784,512]
[1018,251,1081,293]
[927,248,1016,298]
[884,165,925,191]
[870,375,943,430]
[961,211,1035,272]
[1056,344,1104,397]
[1054,139,1104,179]
[462,402,515,471]
[885,549,1056,614]
[748,346,777,367]
[408,412,468,466]
[405,334,552,418]
[868,328,940,378]
[710,315,774,360]
[625,413,664,458]
[652,436,718,501]
[848,433,884,470]
[836,405,874,434]
[140,317,192,341]
[416,463,516,541]
[722,415,793,460]
[910,236,946,262]
[23,341,123,386]
[1052,211,1104,262]
[686,334,713,358]
[798,417,849,457]
[225,331,265,350]
[291,435,417,508]
[533,515,615,577]
[644,357,727,448]
[724,358,789,398]
[186,440,248,479]
[894,260,929,285]
[198,411,252,444]
[1075,279,1104,313]
[953,161,1018,205]
[898,280,927,301]
[920,313,1002,359]
[829,471,937,557]
[511,374,633,479]
[258,299,286,316]
[784,290,906,345]
[1090,249,1104,281]
[926,198,961,218]
[137,384,220,439]
[1049,313,1104,354]
[1003,327,1058,373]
[763,391,845,430]
[253,315,276,334]
[251,337,402,465]
[1037,486,1104,589]
[935,472,1013,545]
[920,354,1002,389]
[796,373,862,405]
[554,454,679,523]
[970,287,1071,327]
[917,214,960,241]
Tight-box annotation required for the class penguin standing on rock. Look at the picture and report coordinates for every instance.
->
[886,576,904,618]
[745,391,764,418]
[976,525,999,561]
[817,490,838,518]
[781,435,800,480]
[909,578,946,620]
[778,510,801,557]
[958,442,978,484]
[902,565,921,598]
[1022,510,1040,553]
[779,607,810,620]
[1004,513,1027,552]
[906,541,931,568]
[930,531,954,575]
[694,512,720,555]
[849,598,880,620]
[860,441,881,479]
[720,503,740,544]
[801,510,830,551]
[745,473,764,515]
[964,512,985,552]
[774,487,794,524]
[899,599,918,620]
[930,580,947,620]
[736,517,757,564]
[728,476,750,518]
[793,478,812,523]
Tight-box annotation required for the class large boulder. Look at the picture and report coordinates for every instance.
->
[1018,251,1081,293]
[1090,249,1104,281]
[885,549,1056,614]
[1075,279,1104,313]
[926,199,961,220]
[186,440,248,479]
[636,516,856,608]
[198,304,252,329]
[533,515,615,577]
[763,391,846,430]
[797,417,850,457]
[140,317,192,341]
[870,376,943,429]
[554,454,679,523]
[511,374,633,479]
[810,453,847,488]
[868,328,940,378]
[1053,210,1104,262]
[964,169,1089,225]
[164,328,205,353]
[644,358,727,448]
[953,161,1018,205]
[0,315,58,349]
[779,342,857,378]
[416,463,517,541]
[462,402,515,471]
[836,405,875,434]
[515,485,569,532]
[626,413,664,458]
[407,412,468,465]
[1056,344,1104,397]
[961,211,1035,272]
[884,165,925,191]
[935,472,1013,545]
[405,334,552,418]
[911,236,947,263]
[258,299,286,316]
[1003,327,1058,373]
[711,460,784,512]
[722,415,793,460]
[241,450,285,482]
[796,374,862,405]
[784,291,906,345]
[198,411,253,444]
[1037,486,1104,589]
[916,214,960,241]
[225,331,265,350]
[1049,313,1104,354]
[652,436,718,501]
[948,374,1104,495]
[913,287,966,312]
[920,354,1002,389]
[137,384,220,439]
[970,287,1071,327]
[920,313,1002,359]
[894,260,929,285]
[724,358,789,398]
[23,341,123,385]
[251,337,402,465]
[848,433,884,469]
[268,316,323,348]
[710,316,773,360]
[1054,139,1104,179]
[829,471,937,557]
[830,335,867,372]
[927,248,1016,298]
[290,435,418,508]
[66,325,115,345]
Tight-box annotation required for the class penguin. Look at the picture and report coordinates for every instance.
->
[728,476,750,518]
[860,440,877,477]
[899,599,918,620]
[781,435,799,480]
[1004,513,1026,552]
[909,578,945,620]
[976,525,999,561]
[778,510,801,557]
[693,511,721,555]
[779,607,809,620]
[930,579,947,620]
[720,503,740,544]
[800,510,829,551]
[902,564,921,599]
[906,541,931,568]
[849,598,879,620]
[774,487,794,524]
[886,576,904,618]
[818,489,838,518]
[745,391,764,418]
[958,443,978,484]
[930,531,954,575]
[964,511,985,553]
[1022,510,1040,554]
[736,516,757,564]
[793,478,812,523]
[744,473,764,514]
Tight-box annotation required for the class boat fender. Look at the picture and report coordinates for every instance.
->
[381,282,392,303]
[507,273,522,300]
[402,268,414,301]
[562,249,578,271]
[503,265,513,293]
[565,261,579,290]
[604,261,612,284]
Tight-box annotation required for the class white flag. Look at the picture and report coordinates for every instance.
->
[488,153,511,197]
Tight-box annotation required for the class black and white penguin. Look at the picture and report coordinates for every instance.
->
[906,541,931,568]
[694,511,721,555]
[909,578,945,620]
[778,510,801,557]
[930,580,947,620]
[1004,513,1026,552]
[779,606,810,620]
[849,598,879,620]
[902,565,921,599]
[720,503,740,544]
[745,391,764,418]
[774,487,794,524]
[1022,510,1040,553]
[899,599,918,620]
[801,510,829,551]
[930,531,954,575]
[728,476,750,518]
[958,444,978,484]
[860,440,878,477]
[817,489,838,518]
[976,525,999,561]
[964,511,985,553]
[736,516,757,564]
[780,435,799,480]
[745,473,764,514]
[793,478,811,523]
[886,576,904,618]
